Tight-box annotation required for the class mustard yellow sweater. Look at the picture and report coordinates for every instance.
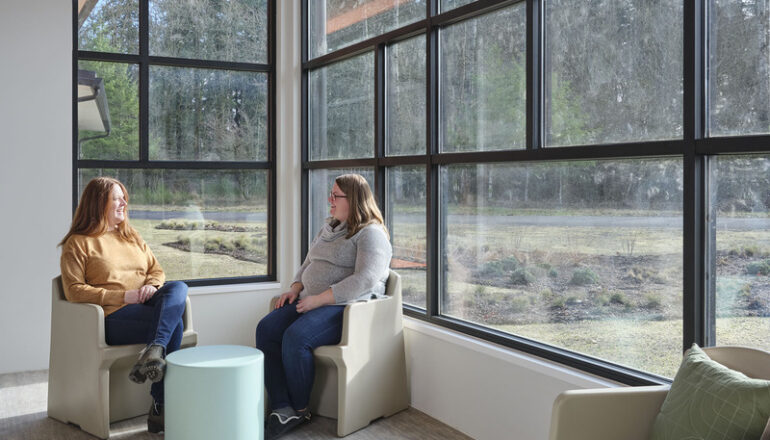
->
[60,231,165,316]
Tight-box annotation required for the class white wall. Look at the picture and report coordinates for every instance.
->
[404,319,618,440]
[0,0,301,374]
[0,0,73,374]
[0,2,615,439]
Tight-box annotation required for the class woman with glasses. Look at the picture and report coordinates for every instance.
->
[256,174,392,440]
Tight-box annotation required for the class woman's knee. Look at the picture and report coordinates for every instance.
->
[256,315,282,348]
[160,281,188,303]
[280,324,313,358]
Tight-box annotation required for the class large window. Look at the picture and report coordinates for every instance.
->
[75,0,274,285]
[303,0,770,383]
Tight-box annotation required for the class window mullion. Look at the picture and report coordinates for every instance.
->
[139,0,149,163]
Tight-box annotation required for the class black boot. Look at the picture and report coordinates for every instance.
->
[147,400,164,434]
[129,344,166,384]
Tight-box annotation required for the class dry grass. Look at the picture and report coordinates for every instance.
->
[132,219,266,280]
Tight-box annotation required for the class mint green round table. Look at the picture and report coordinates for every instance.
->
[165,345,264,440]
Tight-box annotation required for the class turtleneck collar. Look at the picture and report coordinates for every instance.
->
[320,218,348,241]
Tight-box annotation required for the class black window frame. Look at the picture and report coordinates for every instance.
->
[72,0,277,287]
[301,0,770,385]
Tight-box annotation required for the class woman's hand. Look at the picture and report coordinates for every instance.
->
[124,289,141,304]
[138,285,157,303]
[296,289,335,313]
[276,291,299,309]
[124,285,157,304]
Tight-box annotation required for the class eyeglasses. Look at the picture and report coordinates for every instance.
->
[329,191,347,202]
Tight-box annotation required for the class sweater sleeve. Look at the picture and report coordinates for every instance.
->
[142,240,165,287]
[330,225,392,304]
[60,238,125,307]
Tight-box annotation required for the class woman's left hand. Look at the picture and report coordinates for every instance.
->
[138,284,158,303]
[296,289,334,313]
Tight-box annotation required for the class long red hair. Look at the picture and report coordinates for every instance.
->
[59,177,141,246]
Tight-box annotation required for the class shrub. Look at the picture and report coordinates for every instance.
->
[234,236,250,249]
[569,268,599,285]
[746,259,770,276]
[609,292,627,305]
[595,292,611,306]
[548,268,558,278]
[478,256,520,277]
[740,284,752,299]
[565,296,581,306]
[625,266,665,284]
[643,293,662,310]
[510,268,535,285]
[507,297,529,314]
[550,297,566,309]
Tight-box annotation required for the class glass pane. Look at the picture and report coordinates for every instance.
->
[78,61,139,160]
[387,36,426,156]
[78,0,138,54]
[149,67,267,161]
[149,0,267,63]
[309,53,374,160]
[78,169,268,280]
[440,0,475,12]
[709,1,770,136]
[309,0,425,59]
[544,0,683,146]
[308,168,375,245]
[387,166,427,309]
[713,155,770,350]
[441,159,684,378]
[440,4,526,153]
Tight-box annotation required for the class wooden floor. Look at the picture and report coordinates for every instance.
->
[0,370,471,440]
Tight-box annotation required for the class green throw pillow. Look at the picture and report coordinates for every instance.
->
[650,344,770,440]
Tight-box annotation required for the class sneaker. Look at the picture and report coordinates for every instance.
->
[129,344,166,384]
[147,400,164,434]
[265,408,310,440]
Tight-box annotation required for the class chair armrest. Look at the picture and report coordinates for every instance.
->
[549,385,669,440]
[337,297,392,347]
[52,300,106,349]
[182,296,193,331]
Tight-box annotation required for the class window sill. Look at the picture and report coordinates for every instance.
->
[188,282,282,296]
[403,316,620,389]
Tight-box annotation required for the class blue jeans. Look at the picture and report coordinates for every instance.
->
[105,281,188,404]
[255,302,345,411]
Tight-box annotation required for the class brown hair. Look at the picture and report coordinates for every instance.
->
[335,174,389,240]
[59,177,141,246]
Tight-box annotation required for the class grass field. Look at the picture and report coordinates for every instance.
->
[129,206,770,379]
[132,218,266,280]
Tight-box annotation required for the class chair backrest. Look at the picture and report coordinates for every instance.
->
[384,269,401,299]
[53,275,66,302]
[703,346,770,380]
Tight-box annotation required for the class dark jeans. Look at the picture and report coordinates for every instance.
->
[105,281,188,404]
[255,302,345,411]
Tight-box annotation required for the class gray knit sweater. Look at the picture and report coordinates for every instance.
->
[292,219,392,304]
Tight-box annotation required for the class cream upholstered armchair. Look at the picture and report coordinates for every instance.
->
[548,346,770,440]
[47,276,198,439]
[269,269,409,437]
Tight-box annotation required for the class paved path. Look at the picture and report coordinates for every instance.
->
[131,210,769,230]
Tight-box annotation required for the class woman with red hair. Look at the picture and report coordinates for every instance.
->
[59,176,187,434]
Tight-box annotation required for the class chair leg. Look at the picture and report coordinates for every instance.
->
[77,368,112,439]
[335,365,372,437]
